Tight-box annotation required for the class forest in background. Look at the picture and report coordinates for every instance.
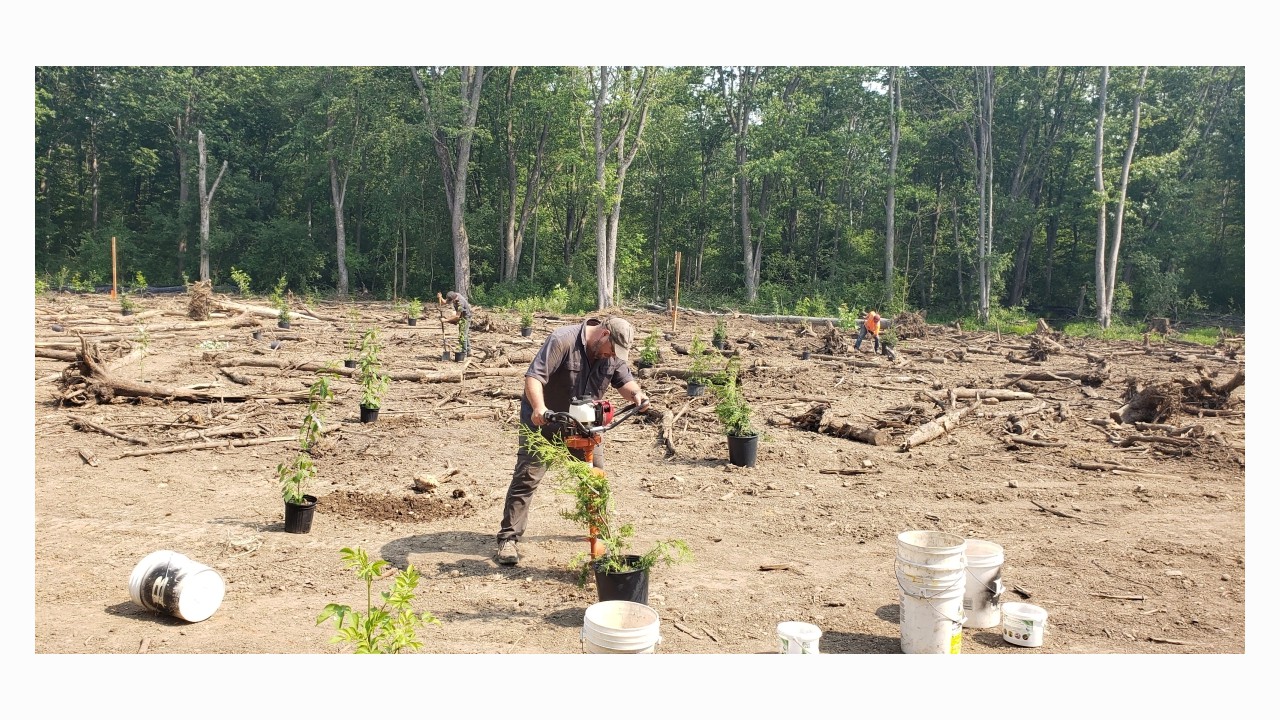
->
[33,66,1244,325]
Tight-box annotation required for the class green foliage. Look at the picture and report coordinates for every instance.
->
[712,317,728,346]
[120,295,138,312]
[270,275,290,322]
[519,426,691,582]
[277,454,314,506]
[687,333,716,383]
[34,276,48,296]
[356,327,390,409]
[316,547,440,654]
[515,297,537,328]
[640,331,660,366]
[837,303,860,331]
[406,298,423,320]
[712,360,756,437]
[131,271,148,293]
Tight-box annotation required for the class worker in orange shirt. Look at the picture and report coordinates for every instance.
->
[854,309,882,354]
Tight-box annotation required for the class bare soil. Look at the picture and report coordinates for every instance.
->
[32,292,1246,658]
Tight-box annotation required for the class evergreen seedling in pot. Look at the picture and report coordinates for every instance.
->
[407,298,422,325]
[356,327,390,415]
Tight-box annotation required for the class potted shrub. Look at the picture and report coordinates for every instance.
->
[521,427,691,604]
[316,546,440,653]
[713,360,759,468]
[342,306,361,367]
[406,298,422,327]
[270,275,291,328]
[686,333,715,396]
[636,331,660,369]
[119,295,138,316]
[712,317,729,350]
[278,374,334,533]
[356,327,390,422]
[516,298,536,337]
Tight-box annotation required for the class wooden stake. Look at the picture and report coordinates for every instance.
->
[111,236,118,299]
[672,251,682,332]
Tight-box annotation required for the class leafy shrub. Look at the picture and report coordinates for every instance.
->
[316,547,440,654]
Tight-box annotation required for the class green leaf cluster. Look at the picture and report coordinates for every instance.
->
[712,360,756,437]
[639,331,660,365]
[406,297,423,320]
[270,275,291,322]
[515,297,537,327]
[279,373,335,504]
[712,318,728,346]
[316,547,440,654]
[229,266,253,296]
[356,327,390,409]
[687,333,717,382]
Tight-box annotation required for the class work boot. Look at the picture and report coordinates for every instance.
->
[496,540,519,566]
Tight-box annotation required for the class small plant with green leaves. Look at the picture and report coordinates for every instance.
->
[270,275,291,323]
[357,327,390,409]
[407,298,423,321]
[35,275,48,296]
[712,317,728,348]
[515,297,536,329]
[343,306,362,361]
[277,453,315,506]
[520,426,691,582]
[687,332,716,385]
[639,331,660,367]
[54,267,70,293]
[279,373,335,504]
[837,303,860,331]
[120,294,138,313]
[316,546,440,654]
[131,271,147,294]
[712,360,756,438]
[230,266,252,294]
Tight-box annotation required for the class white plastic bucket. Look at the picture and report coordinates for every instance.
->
[128,550,225,623]
[581,600,661,654]
[1002,602,1048,647]
[776,621,822,654]
[896,530,967,654]
[962,539,1005,628]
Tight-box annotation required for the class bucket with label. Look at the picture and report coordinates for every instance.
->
[1001,602,1048,647]
[128,550,226,623]
[581,600,661,653]
[962,539,1005,628]
[896,530,967,654]
[776,621,822,654]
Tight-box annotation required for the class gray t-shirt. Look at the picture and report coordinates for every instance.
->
[520,318,635,428]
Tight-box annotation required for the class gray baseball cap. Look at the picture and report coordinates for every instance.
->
[602,316,634,362]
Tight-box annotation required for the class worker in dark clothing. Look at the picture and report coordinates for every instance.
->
[439,290,473,356]
[495,316,649,566]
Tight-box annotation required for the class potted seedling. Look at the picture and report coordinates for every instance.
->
[406,298,422,327]
[713,317,729,350]
[119,294,138,316]
[356,327,390,423]
[316,546,440,653]
[454,321,468,361]
[636,331,660,369]
[342,306,361,367]
[517,298,536,337]
[686,333,714,396]
[278,374,334,533]
[270,275,291,328]
[713,360,759,468]
[521,427,691,604]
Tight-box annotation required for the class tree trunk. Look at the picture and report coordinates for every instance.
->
[326,111,350,299]
[1093,66,1110,327]
[196,130,227,283]
[591,66,652,310]
[885,67,899,309]
[1103,67,1147,321]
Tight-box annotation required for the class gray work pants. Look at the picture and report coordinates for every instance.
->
[498,429,605,544]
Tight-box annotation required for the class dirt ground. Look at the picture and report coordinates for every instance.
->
[31,290,1247,670]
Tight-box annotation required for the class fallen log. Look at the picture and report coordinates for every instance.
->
[927,388,1035,403]
[115,435,296,458]
[900,401,979,451]
[70,417,151,445]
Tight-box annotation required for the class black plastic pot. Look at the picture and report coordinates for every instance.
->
[521,326,533,337]
[687,382,705,397]
[278,320,291,329]
[343,359,356,369]
[121,308,133,316]
[408,318,418,326]
[727,433,759,468]
[635,360,653,370]
[284,495,317,534]
[593,555,650,604]
[454,351,467,362]
[801,350,811,360]
[252,330,262,340]
[360,405,379,423]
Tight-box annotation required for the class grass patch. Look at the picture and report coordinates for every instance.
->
[1175,327,1220,346]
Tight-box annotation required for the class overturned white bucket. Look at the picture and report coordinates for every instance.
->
[776,621,822,654]
[128,550,225,623]
[1002,602,1048,647]
[581,600,661,653]
[897,530,966,654]
[962,539,1005,629]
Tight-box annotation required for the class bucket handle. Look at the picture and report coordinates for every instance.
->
[895,570,966,626]
[964,566,1005,602]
